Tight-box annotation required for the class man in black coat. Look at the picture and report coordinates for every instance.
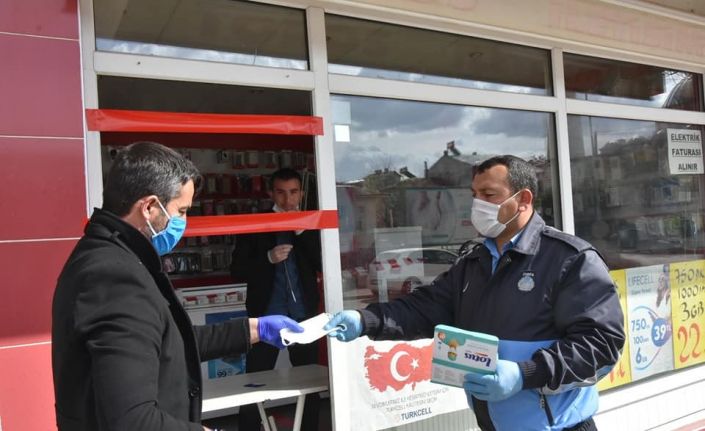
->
[52,142,302,431]
[231,168,323,430]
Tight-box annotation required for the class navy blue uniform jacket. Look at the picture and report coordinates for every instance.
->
[360,212,625,430]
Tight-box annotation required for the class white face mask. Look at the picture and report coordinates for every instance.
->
[471,190,522,238]
[279,313,345,346]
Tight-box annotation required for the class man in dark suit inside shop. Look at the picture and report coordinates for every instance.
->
[231,167,323,430]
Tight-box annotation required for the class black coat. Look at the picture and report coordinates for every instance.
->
[231,228,321,318]
[52,209,252,431]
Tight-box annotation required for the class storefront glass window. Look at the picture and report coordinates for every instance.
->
[564,54,703,110]
[97,76,312,115]
[570,116,705,384]
[326,15,552,95]
[333,95,557,308]
[93,0,308,69]
[569,115,705,270]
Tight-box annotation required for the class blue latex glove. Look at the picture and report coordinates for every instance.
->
[257,315,303,349]
[463,359,523,402]
[323,310,362,342]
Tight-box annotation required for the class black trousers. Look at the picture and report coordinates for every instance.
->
[237,341,321,431]
[476,417,596,431]
[474,397,596,431]
[564,417,597,431]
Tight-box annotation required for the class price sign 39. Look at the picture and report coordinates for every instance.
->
[629,308,672,370]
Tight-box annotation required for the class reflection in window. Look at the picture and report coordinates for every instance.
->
[98,76,312,115]
[93,0,308,69]
[569,116,705,270]
[334,95,557,307]
[564,54,703,110]
[326,15,552,95]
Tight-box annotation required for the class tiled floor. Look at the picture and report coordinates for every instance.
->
[202,400,332,431]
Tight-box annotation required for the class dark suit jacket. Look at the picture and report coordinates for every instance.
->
[231,227,322,318]
[52,209,252,431]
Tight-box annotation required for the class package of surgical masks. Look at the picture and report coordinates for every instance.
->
[280,312,346,346]
[431,324,498,388]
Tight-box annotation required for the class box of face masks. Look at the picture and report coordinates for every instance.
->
[431,324,499,388]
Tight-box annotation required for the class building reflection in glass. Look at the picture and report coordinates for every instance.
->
[569,116,705,271]
[332,95,557,306]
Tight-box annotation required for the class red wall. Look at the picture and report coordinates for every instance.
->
[0,1,85,429]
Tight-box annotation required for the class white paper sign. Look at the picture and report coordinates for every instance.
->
[667,128,703,175]
[344,338,471,430]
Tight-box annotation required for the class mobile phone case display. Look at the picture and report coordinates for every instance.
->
[176,285,248,385]
[181,146,314,216]
[163,235,234,277]
[179,148,315,216]
[182,147,273,216]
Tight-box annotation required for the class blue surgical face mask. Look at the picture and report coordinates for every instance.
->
[146,199,186,256]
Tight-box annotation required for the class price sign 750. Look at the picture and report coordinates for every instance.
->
[671,260,705,369]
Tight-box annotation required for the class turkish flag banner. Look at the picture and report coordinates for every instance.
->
[364,343,432,392]
[343,338,471,430]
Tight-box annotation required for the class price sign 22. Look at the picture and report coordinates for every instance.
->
[671,260,705,369]
[676,323,702,365]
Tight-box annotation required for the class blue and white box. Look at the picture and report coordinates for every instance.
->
[431,324,498,388]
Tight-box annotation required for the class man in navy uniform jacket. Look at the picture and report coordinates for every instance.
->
[326,155,625,431]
